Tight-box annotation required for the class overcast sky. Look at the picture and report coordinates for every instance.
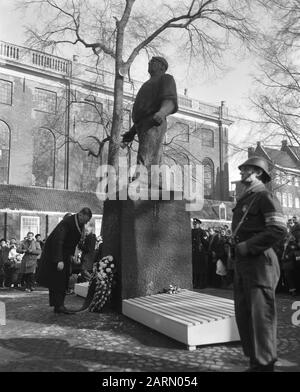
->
[0,0,263,183]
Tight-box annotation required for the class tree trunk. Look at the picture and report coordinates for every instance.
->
[100,7,136,308]
[101,55,125,309]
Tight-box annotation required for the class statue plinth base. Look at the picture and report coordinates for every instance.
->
[120,191,192,299]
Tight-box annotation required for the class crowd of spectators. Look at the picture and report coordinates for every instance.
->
[192,219,234,290]
[0,233,44,291]
[2,214,299,297]
[192,216,300,296]
[0,227,103,293]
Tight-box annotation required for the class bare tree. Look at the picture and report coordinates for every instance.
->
[18,0,279,282]
[251,0,300,155]
[19,0,273,165]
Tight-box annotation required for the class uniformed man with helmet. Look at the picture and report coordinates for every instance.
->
[282,223,300,296]
[191,218,207,288]
[232,156,287,372]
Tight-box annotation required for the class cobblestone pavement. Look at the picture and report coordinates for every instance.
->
[0,287,299,372]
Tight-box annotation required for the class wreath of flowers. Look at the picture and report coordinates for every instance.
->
[89,255,116,312]
[162,284,181,294]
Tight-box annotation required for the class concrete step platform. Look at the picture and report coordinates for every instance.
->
[122,289,240,350]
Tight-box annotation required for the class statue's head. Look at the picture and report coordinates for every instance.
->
[148,56,168,76]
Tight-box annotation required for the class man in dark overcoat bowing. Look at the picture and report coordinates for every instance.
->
[38,208,92,314]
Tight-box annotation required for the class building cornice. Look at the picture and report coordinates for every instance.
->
[0,39,233,125]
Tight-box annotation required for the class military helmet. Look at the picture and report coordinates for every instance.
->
[238,156,271,183]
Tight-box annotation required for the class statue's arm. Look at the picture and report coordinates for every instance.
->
[153,99,176,125]
[153,74,178,125]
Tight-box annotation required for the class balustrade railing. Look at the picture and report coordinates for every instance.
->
[0,40,71,76]
[0,40,229,118]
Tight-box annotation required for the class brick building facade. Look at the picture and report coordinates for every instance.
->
[0,40,233,238]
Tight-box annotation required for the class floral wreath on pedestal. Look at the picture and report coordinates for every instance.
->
[162,284,181,294]
[89,255,116,312]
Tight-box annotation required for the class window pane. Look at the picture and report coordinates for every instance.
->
[168,122,189,143]
[0,79,12,105]
[201,128,214,147]
[20,216,40,240]
[0,121,10,184]
[282,193,287,207]
[203,159,214,197]
[84,95,103,122]
[32,129,55,187]
[34,88,57,113]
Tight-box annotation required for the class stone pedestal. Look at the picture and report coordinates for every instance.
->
[120,192,192,299]
[0,301,6,325]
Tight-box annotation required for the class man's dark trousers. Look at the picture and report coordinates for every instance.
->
[234,247,280,367]
[49,290,66,309]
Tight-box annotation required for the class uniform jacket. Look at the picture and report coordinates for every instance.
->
[232,184,287,255]
[192,228,206,253]
[37,214,85,291]
[18,239,41,274]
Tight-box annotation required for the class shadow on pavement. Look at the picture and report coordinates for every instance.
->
[1,290,188,350]
[0,337,210,372]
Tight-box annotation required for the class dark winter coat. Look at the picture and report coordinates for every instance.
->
[80,233,97,271]
[0,246,9,276]
[37,214,85,292]
[18,239,41,274]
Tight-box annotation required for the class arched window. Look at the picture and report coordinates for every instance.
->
[201,128,214,147]
[32,128,56,187]
[0,120,10,184]
[203,158,214,198]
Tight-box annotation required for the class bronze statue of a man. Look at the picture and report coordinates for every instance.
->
[122,56,178,171]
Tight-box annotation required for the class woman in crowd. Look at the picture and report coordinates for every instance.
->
[18,232,41,292]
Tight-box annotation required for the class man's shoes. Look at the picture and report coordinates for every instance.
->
[54,306,75,315]
[245,363,274,372]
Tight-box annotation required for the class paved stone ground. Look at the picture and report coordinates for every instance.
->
[0,287,299,372]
